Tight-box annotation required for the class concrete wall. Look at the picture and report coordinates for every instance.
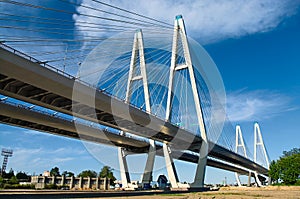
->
[31,176,109,190]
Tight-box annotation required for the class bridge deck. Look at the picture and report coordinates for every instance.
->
[0,100,266,181]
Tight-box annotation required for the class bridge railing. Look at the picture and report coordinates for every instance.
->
[0,42,74,80]
[1,96,79,125]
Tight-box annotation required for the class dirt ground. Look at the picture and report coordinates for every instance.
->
[102,186,300,199]
[1,186,300,199]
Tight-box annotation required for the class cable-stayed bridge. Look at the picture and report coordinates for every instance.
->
[0,0,270,190]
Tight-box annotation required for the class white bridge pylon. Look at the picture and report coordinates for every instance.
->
[119,29,156,190]
[235,125,247,187]
[164,15,208,189]
[254,123,270,169]
[118,15,209,190]
[254,122,270,186]
[235,123,270,187]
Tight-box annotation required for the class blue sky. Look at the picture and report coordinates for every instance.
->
[0,0,300,185]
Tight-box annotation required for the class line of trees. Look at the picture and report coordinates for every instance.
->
[269,148,300,185]
[0,169,33,189]
[48,166,116,181]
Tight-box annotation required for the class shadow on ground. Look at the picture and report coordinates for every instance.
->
[0,190,198,199]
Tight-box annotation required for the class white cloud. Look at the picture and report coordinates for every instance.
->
[226,89,297,122]
[75,0,300,43]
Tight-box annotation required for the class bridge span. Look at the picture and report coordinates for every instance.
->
[0,97,267,183]
[0,11,271,190]
[0,42,268,188]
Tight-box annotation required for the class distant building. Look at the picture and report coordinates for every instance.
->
[43,171,50,177]
[31,176,110,190]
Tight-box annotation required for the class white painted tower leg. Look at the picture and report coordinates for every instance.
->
[191,141,208,188]
[141,139,156,188]
[162,143,180,189]
[118,147,130,189]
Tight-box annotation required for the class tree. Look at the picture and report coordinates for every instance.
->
[283,148,300,157]
[99,166,116,185]
[62,171,74,177]
[9,176,18,184]
[16,172,29,180]
[269,148,300,185]
[279,151,300,185]
[3,168,14,179]
[50,167,60,177]
[269,161,280,183]
[0,176,4,188]
[78,170,97,178]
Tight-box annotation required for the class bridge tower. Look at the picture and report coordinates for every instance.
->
[235,125,247,186]
[119,29,156,190]
[253,122,270,186]
[164,15,209,189]
[254,123,269,168]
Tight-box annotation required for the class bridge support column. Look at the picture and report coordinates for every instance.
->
[191,142,208,188]
[235,172,242,187]
[163,143,179,188]
[163,143,189,190]
[247,172,251,187]
[118,147,131,189]
[141,139,156,188]
[254,171,262,187]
